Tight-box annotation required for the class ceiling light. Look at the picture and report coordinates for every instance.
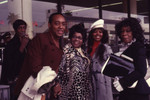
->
[0,0,8,5]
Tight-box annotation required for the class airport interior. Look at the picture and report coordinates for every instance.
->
[0,0,150,99]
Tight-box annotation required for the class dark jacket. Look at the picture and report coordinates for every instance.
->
[119,41,150,94]
[1,35,27,84]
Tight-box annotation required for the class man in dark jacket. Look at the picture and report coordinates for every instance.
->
[1,19,30,99]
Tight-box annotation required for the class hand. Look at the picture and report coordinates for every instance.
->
[113,77,123,92]
[41,94,46,100]
[53,83,61,98]
[19,34,29,52]
[20,34,29,44]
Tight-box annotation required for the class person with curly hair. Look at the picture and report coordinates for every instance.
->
[87,19,113,100]
[58,23,93,100]
[113,17,150,100]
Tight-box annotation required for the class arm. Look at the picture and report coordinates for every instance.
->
[119,43,147,89]
[19,34,30,53]
[26,35,43,77]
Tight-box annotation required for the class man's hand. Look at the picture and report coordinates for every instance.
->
[53,83,61,98]
[19,34,29,52]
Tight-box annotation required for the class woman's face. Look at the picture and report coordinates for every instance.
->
[71,32,83,48]
[120,26,133,44]
[92,28,103,42]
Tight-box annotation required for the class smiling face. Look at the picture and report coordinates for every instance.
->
[92,28,103,42]
[71,32,83,48]
[49,14,66,38]
[120,26,133,44]
[17,25,27,37]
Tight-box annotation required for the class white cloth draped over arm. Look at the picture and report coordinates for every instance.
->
[18,66,57,100]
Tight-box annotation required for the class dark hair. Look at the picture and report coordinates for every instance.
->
[69,23,87,49]
[87,27,108,56]
[48,12,64,24]
[115,17,145,43]
[13,19,27,32]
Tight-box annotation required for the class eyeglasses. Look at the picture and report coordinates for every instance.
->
[72,36,83,40]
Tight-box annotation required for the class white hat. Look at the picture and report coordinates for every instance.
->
[89,19,104,32]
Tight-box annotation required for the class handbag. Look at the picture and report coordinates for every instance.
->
[101,54,150,88]
[101,54,134,78]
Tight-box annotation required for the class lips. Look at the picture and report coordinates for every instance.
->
[58,30,64,34]
[94,35,102,40]
[73,41,79,45]
[95,36,100,39]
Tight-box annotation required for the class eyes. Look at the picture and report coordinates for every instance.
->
[72,36,83,40]
[93,29,103,35]
[54,21,66,27]
[121,30,131,33]
[72,33,83,40]
[18,25,26,30]
[120,26,132,33]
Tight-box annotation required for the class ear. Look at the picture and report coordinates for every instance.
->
[48,23,51,28]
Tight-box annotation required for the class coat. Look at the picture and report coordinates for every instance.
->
[1,35,27,84]
[119,41,150,94]
[92,44,113,100]
[14,32,63,96]
[58,43,93,100]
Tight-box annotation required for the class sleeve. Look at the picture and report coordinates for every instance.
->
[58,54,68,84]
[1,40,24,82]
[119,43,147,89]
[25,35,43,77]
[104,44,113,60]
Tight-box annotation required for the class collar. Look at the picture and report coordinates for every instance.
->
[121,38,136,47]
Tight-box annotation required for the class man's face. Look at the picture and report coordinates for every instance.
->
[17,25,27,37]
[49,14,66,38]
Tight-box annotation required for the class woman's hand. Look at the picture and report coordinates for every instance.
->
[113,77,123,92]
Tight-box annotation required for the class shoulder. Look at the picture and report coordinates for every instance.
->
[5,35,20,49]
[104,44,113,53]
[104,44,111,49]
[133,41,144,46]
[33,32,48,40]
[63,43,74,53]
[63,43,76,58]
[31,32,49,43]
[125,41,146,56]
[130,41,145,50]
[7,35,19,44]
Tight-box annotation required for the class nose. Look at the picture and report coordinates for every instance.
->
[121,31,128,35]
[21,28,26,33]
[59,23,63,28]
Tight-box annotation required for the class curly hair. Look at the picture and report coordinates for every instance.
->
[115,17,145,43]
[69,23,87,49]
[87,28,109,61]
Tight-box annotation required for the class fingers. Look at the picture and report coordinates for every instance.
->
[53,83,62,98]
[41,94,46,100]
[113,81,120,87]
[114,76,119,81]
[113,78,123,92]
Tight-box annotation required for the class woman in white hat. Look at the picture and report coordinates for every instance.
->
[87,19,113,100]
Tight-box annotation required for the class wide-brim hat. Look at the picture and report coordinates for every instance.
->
[88,19,104,32]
